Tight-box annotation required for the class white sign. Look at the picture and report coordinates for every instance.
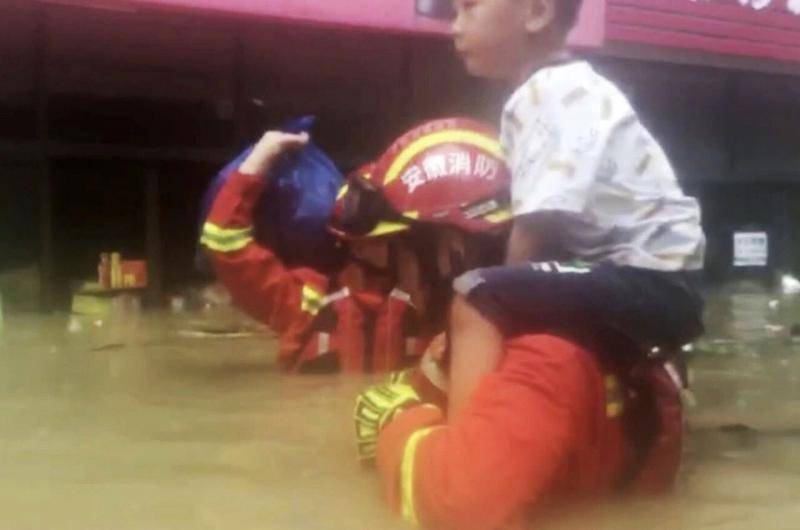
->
[734,232,769,267]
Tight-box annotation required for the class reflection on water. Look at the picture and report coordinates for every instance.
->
[1,293,799,529]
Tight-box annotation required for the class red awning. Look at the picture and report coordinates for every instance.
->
[44,0,605,48]
[607,0,800,64]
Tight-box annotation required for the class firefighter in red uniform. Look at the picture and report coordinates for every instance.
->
[200,119,509,375]
[353,120,686,530]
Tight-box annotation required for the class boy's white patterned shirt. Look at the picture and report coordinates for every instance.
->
[501,61,705,271]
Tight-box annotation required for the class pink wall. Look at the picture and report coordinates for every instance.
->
[570,0,606,49]
[607,0,800,64]
[131,0,448,33]
[63,0,606,48]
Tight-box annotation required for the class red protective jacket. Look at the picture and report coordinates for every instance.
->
[376,334,683,530]
[201,170,421,373]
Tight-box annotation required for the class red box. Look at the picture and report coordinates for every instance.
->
[97,253,148,290]
[119,260,148,289]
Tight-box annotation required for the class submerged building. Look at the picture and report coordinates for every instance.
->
[0,0,798,309]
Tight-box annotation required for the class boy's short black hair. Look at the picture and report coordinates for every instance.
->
[555,0,583,32]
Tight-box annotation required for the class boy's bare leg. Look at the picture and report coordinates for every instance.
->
[447,294,504,421]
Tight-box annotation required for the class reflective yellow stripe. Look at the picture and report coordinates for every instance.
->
[336,183,350,201]
[202,222,253,239]
[605,375,624,418]
[607,402,623,418]
[200,234,253,253]
[301,284,325,315]
[400,426,437,526]
[200,223,254,253]
[483,207,512,224]
[384,130,503,186]
[366,220,410,238]
[364,213,418,238]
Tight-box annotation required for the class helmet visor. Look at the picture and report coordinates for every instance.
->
[330,175,411,239]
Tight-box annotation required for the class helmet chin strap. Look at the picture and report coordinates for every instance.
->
[346,241,399,291]
[446,247,467,282]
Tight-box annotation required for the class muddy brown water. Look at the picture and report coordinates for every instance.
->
[1,303,799,530]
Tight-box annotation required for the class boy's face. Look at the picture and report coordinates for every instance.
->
[451,0,553,80]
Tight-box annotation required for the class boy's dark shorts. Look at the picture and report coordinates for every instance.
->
[453,262,704,353]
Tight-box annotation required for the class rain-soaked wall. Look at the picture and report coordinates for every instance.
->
[701,72,800,284]
[598,58,800,285]
[2,0,799,308]
[0,1,505,309]
[0,164,39,270]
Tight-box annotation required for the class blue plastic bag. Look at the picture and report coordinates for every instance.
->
[197,116,344,272]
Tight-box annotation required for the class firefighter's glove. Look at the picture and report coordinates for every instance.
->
[354,380,421,462]
[387,368,414,385]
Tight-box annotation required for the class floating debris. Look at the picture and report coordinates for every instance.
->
[769,299,780,310]
[170,296,186,313]
[781,274,800,295]
[66,316,83,334]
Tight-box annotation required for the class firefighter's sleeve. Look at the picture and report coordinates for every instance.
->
[200,170,327,336]
[375,334,588,530]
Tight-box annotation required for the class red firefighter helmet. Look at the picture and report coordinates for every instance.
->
[330,118,511,239]
[374,117,511,234]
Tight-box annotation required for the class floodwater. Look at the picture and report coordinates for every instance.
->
[1,288,800,530]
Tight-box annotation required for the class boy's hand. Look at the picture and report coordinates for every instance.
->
[423,332,447,363]
[238,130,309,178]
[419,333,450,393]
